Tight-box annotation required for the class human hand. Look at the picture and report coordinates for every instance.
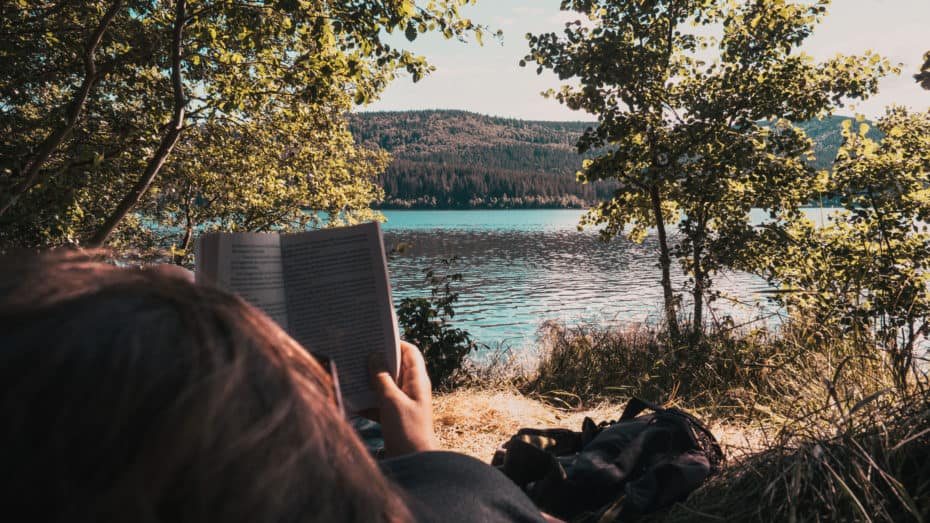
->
[369,341,437,457]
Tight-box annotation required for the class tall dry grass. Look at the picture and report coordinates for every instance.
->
[651,387,930,522]
[528,319,903,421]
[517,317,930,521]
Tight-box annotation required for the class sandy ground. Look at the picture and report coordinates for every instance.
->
[432,388,765,463]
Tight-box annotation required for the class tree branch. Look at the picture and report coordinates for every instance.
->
[89,0,187,247]
[0,0,124,217]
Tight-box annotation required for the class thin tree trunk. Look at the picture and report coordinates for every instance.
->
[690,208,709,337]
[897,322,916,392]
[88,0,186,248]
[691,229,704,339]
[174,181,195,265]
[0,0,124,217]
[650,184,679,339]
[176,224,194,265]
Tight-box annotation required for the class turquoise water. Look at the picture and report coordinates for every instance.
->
[382,209,800,351]
[381,209,590,232]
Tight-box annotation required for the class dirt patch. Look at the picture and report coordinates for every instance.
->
[432,388,764,462]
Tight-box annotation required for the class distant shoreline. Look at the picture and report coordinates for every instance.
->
[373,202,840,211]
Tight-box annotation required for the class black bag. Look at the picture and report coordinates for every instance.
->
[491,398,724,522]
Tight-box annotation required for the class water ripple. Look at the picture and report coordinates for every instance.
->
[384,213,777,351]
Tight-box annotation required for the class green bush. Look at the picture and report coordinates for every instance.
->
[396,258,477,390]
[750,109,930,390]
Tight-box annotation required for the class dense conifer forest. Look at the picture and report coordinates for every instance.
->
[349,110,875,209]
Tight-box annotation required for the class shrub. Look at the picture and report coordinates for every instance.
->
[396,258,477,390]
[750,109,930,390]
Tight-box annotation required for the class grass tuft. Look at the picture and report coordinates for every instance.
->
[440,316,930,521]
[651,388,930,522]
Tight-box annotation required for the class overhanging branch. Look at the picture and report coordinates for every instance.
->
[0,0,125,217]
[88,0,187,247]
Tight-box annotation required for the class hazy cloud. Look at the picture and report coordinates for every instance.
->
[493,16,515,27]
[512,6,546,16]
[546,11,593,29]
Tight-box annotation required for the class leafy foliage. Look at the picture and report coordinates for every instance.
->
[525,0,894,338]
[0,0,486,251]
[754,108,930,387]
[149,108,391,262]
[917,50,930,90]
[396,258,477,390]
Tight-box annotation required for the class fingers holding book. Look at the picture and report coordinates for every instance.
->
[369,341,437,458]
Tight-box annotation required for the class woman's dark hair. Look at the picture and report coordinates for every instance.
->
[0,251,412,523]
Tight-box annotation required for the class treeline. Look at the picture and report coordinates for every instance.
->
[379,159,616,209]
[350,110,875,209]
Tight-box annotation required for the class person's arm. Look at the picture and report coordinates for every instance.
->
[373,343,560,523]
[368,341,438,457]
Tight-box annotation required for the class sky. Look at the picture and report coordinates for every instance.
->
[360,0,930,122]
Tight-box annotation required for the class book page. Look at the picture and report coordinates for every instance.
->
[280,222,400,412]
[195,233,288,328]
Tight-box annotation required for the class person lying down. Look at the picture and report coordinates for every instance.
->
[0,252,556,523]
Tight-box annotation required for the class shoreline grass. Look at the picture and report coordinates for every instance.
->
[437,318,930,521]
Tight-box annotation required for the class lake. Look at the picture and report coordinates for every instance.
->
[381,209,810,351]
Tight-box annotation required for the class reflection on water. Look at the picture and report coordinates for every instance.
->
[383,210,779,350]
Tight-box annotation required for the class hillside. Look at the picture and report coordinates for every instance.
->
[349,110,608,208]
[348,110,871,209]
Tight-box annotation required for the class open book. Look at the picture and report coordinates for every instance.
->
[195,222,399,412]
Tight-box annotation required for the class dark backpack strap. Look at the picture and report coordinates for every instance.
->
[619,397,665,421]
[581,416,602,446]
[498,439,564,487]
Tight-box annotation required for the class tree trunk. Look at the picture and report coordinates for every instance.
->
[176,224,194,265]
[691,229,704,340]
[691,208,710,332]
[649,184,679,339]
[174,180,196,265]
[87,0,186,248]
[0,0,124,217]
[897,321,916,392]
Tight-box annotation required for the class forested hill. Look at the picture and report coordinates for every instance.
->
[349,110,608,208]
[348,110,869,209]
